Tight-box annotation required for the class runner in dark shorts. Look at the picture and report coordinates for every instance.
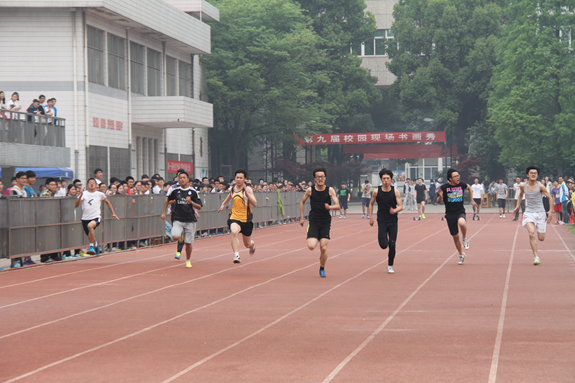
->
[414,178,427,220]
[337,183,350,218]
[300,167,340,277]
[437,168,478,265]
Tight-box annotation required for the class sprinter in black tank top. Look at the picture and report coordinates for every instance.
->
[299,167,340,278]
[368,168,403,274]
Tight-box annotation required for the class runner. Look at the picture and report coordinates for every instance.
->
[361,179,371,219]
[414,178,427,220]
[75,178,120,255]
[299,167,340,277]
[338,182,351,219]
[369,168,403,273]
[160,171,202,268]
[471,177,483,220]
[160,168,190,260]
[436,168,478,265]
[217,169,257,264]
[512,166,553,265]
[495,178,508,218]
[512,176,525,222]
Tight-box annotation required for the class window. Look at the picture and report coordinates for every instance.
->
[108,34,126,90]
[87,26,105,85]
[147,48,162,96]
[166,56,177,96]
[130,42,145,95]
[178,61,191,97]
[351,30,390,57]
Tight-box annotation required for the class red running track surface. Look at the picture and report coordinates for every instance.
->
[1,213,574,383]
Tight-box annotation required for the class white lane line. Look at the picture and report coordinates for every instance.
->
[160,226,442,383]
[3,221,432,383]
[322,214,496,383]
[552,225,575,263]
[488,224,519,383]
[0,225,304,289]
[0,221,374,337]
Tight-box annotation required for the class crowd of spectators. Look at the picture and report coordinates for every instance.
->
[0,91,58,121]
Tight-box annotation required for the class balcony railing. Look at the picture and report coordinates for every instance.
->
[0,109,66,147]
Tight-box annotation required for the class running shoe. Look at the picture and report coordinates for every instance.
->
[463,238,469,250]
[362,214,365,219]
[422,214,425,219]
[499,214,502,218]
[512,218,518,222]
[366,215,369,219]
[13,260,21,268]
[80,252,90,257]
[319,268,326,278]
[87,246,96,255]
[387,266,394,274]
[186,260,192,268]
[249,245,256,255]
[503,214,506,218]
[233,254,241,263]
[458,253,466,265]
[24,259,36,266]
[339,215,343,219]
[533,256,541,265]
[343,215,347,219]
[175,252,181,260]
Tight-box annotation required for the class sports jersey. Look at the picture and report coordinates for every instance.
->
[309,185,331,223]
[338,188,350,199]
[440,182,468,216]
[376,186,398,223]
[167,185,202,223]
[229,187,253,223]
[80,191,107,220]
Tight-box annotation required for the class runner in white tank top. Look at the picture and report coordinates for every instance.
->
[513,166,554,265]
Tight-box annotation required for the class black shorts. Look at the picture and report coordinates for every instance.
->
[498,199,506,208]
[339,198,348,210]
[228,219,253,237]
[82,218,100,235]
[417,196,426,204]
[445,213,466,236]
[361,198,371,207]
[473,198,481,206]
[307,220,331,240]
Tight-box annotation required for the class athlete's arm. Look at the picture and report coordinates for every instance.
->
[436,187,443,205]
[392,188,404,214]
[540,183,554,222]
[75,187,85,207]
[160,196,169,220]
[188,190,203,211]
[244,185,258,207]
[347,189,350,202]
[299,188,312,226]
[368,188,378,226]
[327,187,340,211]
[217,192,232,213]
[103,197,120,220]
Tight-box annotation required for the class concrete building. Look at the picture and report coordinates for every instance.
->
[0,0,217,185]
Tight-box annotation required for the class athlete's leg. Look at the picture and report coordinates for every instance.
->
[526,222,539,258]
[242,234,255,250]
[185,243,192,260]
[421,201,426,215]
[319,238,329,267]
[306,237,319,251]
[177,235,184,253]
[417,202,422,216]
[458,217,467,240]
[387,223,398,266]
[230,223,241,253]
[87,220,98,244]
[452,233,464,255]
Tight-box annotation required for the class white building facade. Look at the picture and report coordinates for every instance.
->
[0,0,217,182]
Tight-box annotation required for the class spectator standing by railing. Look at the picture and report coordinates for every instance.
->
[39,178,61,263]
[26,99,43,121]
[0,179,3,194]
[6,92,21,118]
[10,171,28,197]
[559,176,570,225]
[37,95,46,114]
[0,91,6,109]
[94,168,104,185]
[23,170,37,197]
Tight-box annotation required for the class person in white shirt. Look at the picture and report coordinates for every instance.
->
[75,178,119,255]
[94,168,104,185]
[512,176,525,221]
[55,180,68,197]
[6,92,22,119]
[470,177,484,220]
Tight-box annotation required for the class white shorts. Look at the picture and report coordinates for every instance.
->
[172,221,196,244]
[522,211,547,233]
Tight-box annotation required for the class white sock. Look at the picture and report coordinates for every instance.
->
[90,243,94,247]
[234,252,239,257]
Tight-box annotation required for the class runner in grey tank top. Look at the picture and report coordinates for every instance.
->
[513,166,554,265]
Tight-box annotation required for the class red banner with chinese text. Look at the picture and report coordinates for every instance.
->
[167,160,193,174]
[295,131,445,145]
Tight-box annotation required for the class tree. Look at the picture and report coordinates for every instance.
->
[205,0,324,169]
[296,0,382,165]
[488,0,575,176]
[386,0,503,156]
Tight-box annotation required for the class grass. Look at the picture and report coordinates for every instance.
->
[568,224,575,237]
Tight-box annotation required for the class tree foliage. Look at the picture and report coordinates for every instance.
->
[488,0,575,176]
[386,0,503,154]
[205,0,324,168]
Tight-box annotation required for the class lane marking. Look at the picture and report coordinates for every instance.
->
[488,223,519,383]
[552,225,575,263]
[2,220,433,382]
[322,214,496,383]
[0,220,386,337]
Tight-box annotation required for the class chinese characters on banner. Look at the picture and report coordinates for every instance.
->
[295,131,445,145]
[92,117,124,131]
[167,160,193,174]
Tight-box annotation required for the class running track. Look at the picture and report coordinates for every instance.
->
[1,214,574,383]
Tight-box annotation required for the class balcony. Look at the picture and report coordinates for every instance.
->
[0,109,70,167]
[131,96,213,129]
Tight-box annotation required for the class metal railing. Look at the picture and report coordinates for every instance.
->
[0,108,66,147]
[0,192,309,259]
